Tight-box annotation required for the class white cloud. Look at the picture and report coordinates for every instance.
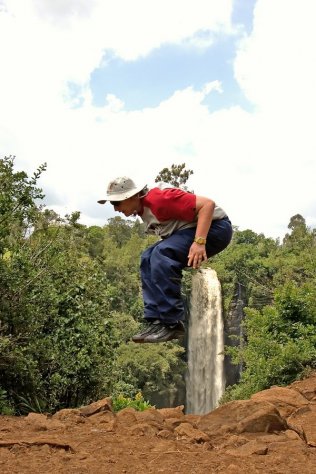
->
[0,0,315,239]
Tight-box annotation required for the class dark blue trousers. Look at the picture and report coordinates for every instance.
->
[140,217,232,324]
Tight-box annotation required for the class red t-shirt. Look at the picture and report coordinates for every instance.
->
[139,187,197,238]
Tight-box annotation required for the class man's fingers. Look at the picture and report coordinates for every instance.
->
[188,247,207,268]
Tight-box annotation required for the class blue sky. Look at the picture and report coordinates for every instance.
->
[90,40,253,113]
[0,0,315,239]
[90,0,256,112]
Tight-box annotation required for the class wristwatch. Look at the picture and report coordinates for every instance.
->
[194,236,207,245]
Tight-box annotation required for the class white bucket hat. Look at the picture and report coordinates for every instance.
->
[97,176,146,204]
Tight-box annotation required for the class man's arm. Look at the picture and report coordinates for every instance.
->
[187,195,215,269]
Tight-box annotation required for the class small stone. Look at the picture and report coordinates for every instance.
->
[226,440,268,457]
[79,398,112,417]
[174,422,209,443]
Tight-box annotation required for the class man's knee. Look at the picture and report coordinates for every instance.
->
[140,245,154,267]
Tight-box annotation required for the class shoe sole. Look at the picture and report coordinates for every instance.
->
[132,337,147,343]
[143,331,185,343]
[131,325,163,343]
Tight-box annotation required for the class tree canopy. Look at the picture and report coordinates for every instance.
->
[155,163,193,190]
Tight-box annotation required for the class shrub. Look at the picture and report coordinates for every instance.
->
[111,392,153,412]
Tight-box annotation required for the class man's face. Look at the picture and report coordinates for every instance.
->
[113,196,138,217]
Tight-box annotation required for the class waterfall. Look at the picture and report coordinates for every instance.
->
[186,268,225,415]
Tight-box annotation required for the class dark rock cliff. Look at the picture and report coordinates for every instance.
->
[223,282,247,388]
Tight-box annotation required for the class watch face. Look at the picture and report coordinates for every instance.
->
[195,237,206,244]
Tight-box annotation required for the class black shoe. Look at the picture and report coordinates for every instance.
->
[132,320,162,343]
[144,321,185,343]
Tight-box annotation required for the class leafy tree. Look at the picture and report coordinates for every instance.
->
[106,216,133,247]
[210,228,276,311]
[86,225,106,258]
[155,163,193,190]
[0,155,46,255]
[111,342,186,403]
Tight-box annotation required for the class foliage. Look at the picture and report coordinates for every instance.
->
[155,163,193,190]
[215,216,316,402]
[16,394,47,415]
[0,215,117,412]
[0,388,15,415]
[111,342,186,402]
[0,157,117,412]
[111,391,153,412]
[0,155,46,255]
[210,228,277,311]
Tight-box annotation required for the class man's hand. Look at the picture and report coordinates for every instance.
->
[187,242,208,269]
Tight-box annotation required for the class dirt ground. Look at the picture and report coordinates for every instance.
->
[1,375,316,473]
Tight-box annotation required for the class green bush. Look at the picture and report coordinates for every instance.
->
[111,392,153,412]
[0,388,15,415]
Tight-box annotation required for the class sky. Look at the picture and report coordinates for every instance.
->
[0,0,315,240]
